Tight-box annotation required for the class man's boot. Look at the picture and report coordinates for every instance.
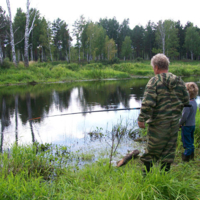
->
[160,162,171,172]
[142,162,153,176]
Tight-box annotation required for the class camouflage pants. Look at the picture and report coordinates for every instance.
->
[140,119,179,163]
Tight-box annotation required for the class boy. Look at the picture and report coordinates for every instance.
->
[179,82,199,162]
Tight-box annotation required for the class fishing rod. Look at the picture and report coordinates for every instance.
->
[29,107,141,121]
[29,104,192,121]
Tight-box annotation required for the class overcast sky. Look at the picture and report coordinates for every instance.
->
[1,0,200,34]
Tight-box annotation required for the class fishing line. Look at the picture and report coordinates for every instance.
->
[29,107,141,121]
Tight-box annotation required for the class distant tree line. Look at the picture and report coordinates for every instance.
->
[1,4,200,67]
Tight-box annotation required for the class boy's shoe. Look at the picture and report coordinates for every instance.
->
[182,153,190,162]
[190,152,194,161]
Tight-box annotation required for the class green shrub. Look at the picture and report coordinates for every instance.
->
[134,57,144,62]
[66,63,79,71]
[0,58,13,69]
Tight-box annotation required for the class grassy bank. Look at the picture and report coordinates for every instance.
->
[1,60,200,85]
[0,109,200,199]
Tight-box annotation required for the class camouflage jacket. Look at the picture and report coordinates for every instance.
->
[138,72,189,124]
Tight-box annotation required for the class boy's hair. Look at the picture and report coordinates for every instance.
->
[151,53,170,70]
[185,82,199,99]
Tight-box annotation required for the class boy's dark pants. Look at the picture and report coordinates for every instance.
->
[141,120,179,172]
[181,126,195,156]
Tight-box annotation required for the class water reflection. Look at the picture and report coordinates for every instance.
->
[0,78,199,153]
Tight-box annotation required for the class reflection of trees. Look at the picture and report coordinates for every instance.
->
[77,80,146,111]
[1,98,11,152]
[15,95,18,145]
[19,93,53,124]
[53,89,72,112]
[26,93,35,143]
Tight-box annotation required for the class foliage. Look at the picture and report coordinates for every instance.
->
[1,60,200,85]
[121,36,132,60]
[185,25,200,60]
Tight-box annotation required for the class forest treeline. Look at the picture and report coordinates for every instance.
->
[1,3,200,67]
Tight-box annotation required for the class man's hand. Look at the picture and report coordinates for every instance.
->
[138,121,145,128]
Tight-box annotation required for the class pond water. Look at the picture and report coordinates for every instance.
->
[0,77,200,163]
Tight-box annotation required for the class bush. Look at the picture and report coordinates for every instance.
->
[0,58,13,69]
[66,63,79,71]
[134,57,144,62]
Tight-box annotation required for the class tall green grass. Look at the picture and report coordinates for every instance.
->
[0,110,200,199]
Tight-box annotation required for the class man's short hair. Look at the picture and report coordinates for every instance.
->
[185,82,199,99]
[151,53,170,70]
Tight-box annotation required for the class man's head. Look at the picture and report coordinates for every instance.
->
[185,82,199,99]
[151,54,170,74]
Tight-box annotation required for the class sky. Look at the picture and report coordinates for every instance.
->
[1,0,200,35]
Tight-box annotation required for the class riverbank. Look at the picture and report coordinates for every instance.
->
[0,60,200,86]
[0,109,199,199]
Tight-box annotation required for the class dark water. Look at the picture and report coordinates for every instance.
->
[0,77,200,159]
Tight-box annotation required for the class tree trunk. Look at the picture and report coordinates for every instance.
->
[158,22,165,55]
[66,50,69,62]
[17,50,20,62]
[6,0,17,67]
[24,0,30,67]
[78,46,80,62]
[41,47,43,62]
[68,43,71,63]
[31,46,33,61]
[47,29,53,61]
[0,39,3,64]
[191,51,193,61]
[24,0,36,67]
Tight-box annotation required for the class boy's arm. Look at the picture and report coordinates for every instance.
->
[179,107,190,125]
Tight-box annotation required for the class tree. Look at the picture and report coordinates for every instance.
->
[24,0,36,67]
[99,17,119,44]
[72,15,86,62]
[175,20,185,59]
[131,25,144,58]
[6,0,17,66]
[185,25,200,60]
[52,18,70,61]
[13,8,26,62]
[0,6,8,64]
[144,21,156,59]
[155,20,179,58]
[105,36,117,60]
[118,19,131,58]
[121,36,132,60]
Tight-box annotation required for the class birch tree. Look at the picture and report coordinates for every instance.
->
[105,36,117,60]
[157,20,165,54]
[156,20,179,57]
[24,0,36,67]
[6,0,17,66]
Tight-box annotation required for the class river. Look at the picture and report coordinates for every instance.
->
[0,77,199,163]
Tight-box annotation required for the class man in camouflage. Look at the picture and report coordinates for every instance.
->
[138,53,189,174]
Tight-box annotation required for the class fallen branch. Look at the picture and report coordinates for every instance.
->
[117,149,140,167]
